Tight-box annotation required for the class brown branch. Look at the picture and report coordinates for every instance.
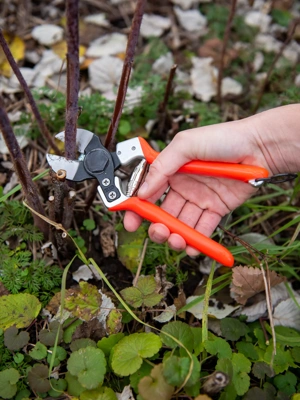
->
[64,0,80,160]
[0,96,48,237]
[216,0,238,107]
[104,0,146,151]
[252,18,300,114]
[0,29,60,154]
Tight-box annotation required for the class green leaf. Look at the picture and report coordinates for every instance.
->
[4,326,29,350]
[264,344,296,374]
[67,346,107,389]
[80,386,118,400]
[47,346,67,367]
[204,335,232,359]
[118,120,131,136]
[97,333,125,357]
[121,276,163,308]
[65,282,102,321]
[48,378,67,398]
[274,371,297,396]
[70,338,97,352]
[220,318,249,341]
[39,320,63,346]
[163,355,200,388]
[111,332,162,376]
[191,327,203,356]
[63,318,83,343]
[138,364,174,400]
[15,388,31,400]
[65,371,85,397]
[13,353,24,364]
[29,341,48,360]
[83,218,96,231]
[27,364,51,393]
[252,361,274,379]
[0,368,20,399]
[160,321,194,353]
[273,325,300,347]
[291,346,300,363]
[231,353,251,396]
[236,342,259,361]
[0,293,41,330]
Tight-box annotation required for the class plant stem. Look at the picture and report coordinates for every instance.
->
[104,0,146,151]
[64,0,80,160]
[202,262,216,342]
[252,18,300,114]
[216,0,237,107]
[0,29,60,154]
[0,96,48,237]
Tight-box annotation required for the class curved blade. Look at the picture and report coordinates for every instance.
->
[55,129,95,154]
[46,154,81,180]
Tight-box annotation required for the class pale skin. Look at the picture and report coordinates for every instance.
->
[124,104,300,256]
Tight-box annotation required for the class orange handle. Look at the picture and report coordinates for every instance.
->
[138,137,269,182]
[109,197,234,267]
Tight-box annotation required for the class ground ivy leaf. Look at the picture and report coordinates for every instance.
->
[204,335,232,359]
[291,347,300,363]
[0,293,41,330]
[160,321,194,353]
[138,364,174,400]
[48,378,67,398]
[47,346,67,367]
[130,362,153,393]
[120,287,143,308]
[252,361,274,379]
[0,368,20,399]
[264,344,296,374]
[80,386,118,400]
[231,353,251,396]
[70,338,97,352]
[67,346,106,389]
[65,371,85,397]
[236,342,259,361]
[97,333,125,357]
[39,320,63,346]
[111,332,162,376]
[220,318,249,341]
[27,364,51,393]
[63,318,83,343]
[29,341,48,360]
[273,371,297,396]
[216,358,233,380]
[65,282,102,321]
[4,326,29,350]
[163,355,200,388]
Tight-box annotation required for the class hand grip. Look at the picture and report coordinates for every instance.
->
[138,137,269,182]
[109,197,234,267]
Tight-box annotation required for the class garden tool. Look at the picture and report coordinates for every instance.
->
[46,129,269,267]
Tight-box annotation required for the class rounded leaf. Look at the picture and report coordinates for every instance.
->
[0,368,20,399]
[29,341,48,360]
[160,321,194,353]
[111,332,162,376]
[4,326,29,350]
[67,346,107,389]
[27,364,51,393]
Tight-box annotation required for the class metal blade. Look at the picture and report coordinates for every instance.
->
[46,154,80,180]
[55,129,95,154]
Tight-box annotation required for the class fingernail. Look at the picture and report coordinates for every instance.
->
[138,181,148,197]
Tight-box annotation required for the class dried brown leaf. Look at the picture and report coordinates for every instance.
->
[230,266,286,305]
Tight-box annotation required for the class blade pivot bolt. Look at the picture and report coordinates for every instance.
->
[102,178,110,186]
[108,191,117,200]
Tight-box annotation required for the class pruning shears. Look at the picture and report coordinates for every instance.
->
[46,129,269,267]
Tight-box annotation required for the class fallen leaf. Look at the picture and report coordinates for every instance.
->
[86,33,127,58]
[0,33,25,78]
[32,49,65,87]
[152,52,174,75]
[84,13,110,27]
[174,7,207,34]
[88,55,123,93]
[186,297,239,320]
[72,264,101,283]
[230,266,286,305]
[273,298,300,330]
[116,385,135,400]
[31,24,64,46]
[244,11,272,33]
[100,224,115,258]
[52,40,86,60]
[153,305,177,323]
[170,0,201,10]
[140,14,171,38]
[198,38,239,68]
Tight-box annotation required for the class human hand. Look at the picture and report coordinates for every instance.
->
[124,105,300,255]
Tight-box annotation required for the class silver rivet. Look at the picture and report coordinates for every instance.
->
[108,191,117,200]
[131,146,136,151]
[102,178,110,186]
[117,151,121,155]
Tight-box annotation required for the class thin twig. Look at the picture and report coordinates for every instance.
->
[0,29,60,154]
[252,18,300,114]
[64,0,80,160]
[0,95,48,237]
[216,0,237,107]
[133,238,149,286]
[104,0,146,151]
